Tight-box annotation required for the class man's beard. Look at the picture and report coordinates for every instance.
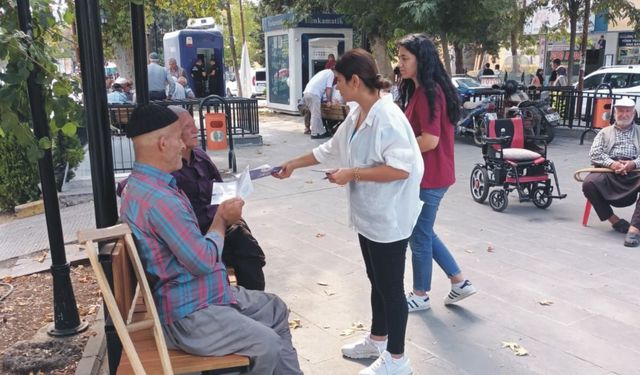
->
[616,118,634,128]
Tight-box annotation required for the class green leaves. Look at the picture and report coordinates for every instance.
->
[0,0,85,188]
[38,136,52,150]
[61,122,77,137]
[63,9,75,24]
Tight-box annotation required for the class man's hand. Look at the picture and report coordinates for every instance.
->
[611,160,636,175]
[217,197,244,225]
[619,160,636,175]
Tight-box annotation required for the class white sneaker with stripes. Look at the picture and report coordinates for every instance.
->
[406,291,431,312]
[444,280,477,305]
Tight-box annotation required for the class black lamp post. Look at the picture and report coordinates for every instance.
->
[15,0,88,337]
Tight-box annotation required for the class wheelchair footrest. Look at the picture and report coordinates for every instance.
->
[550,194,567,199]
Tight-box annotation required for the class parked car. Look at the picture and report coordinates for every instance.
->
[253,68,266,98]
[452,75,502,103]
[580,65,640,119]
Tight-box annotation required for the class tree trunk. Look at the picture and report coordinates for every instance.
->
[441,34,451,75]
[370,35,393,80]
[453,41,464,74]
[225,1,242,96]
[114,43,134,81]
[577,0,591,91]
[510,30,519,78]
[568,15,578,83]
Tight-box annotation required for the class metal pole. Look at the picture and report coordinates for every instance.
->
[16,0,88,337]
[75,0,118,230]
[131,2,149,105]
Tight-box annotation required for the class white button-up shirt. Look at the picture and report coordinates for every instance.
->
[313,95,423,243]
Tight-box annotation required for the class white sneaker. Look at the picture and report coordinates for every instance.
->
[359,350,413,375]
[444,280,477,305]
[341,334,386,359]
[406,292,430,312]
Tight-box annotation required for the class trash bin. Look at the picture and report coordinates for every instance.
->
[592,97,613,129]
[205,112,228,150]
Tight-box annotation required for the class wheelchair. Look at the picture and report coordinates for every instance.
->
[470,117,567,212]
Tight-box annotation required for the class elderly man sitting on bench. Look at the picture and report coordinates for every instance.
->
[582,97,640,247]
[119,103,303,374]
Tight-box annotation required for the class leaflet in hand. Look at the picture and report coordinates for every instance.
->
[249,164,282,180]
[211,165,279,205]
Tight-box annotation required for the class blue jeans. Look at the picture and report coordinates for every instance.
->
[409,188,461,292]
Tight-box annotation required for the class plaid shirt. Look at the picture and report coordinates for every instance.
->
[589,125,640,168]
[120,163,235,325]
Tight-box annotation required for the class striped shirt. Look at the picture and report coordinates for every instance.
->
[120,162,235,324]
[590,125,640,168]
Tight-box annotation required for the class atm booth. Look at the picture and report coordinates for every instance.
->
[262,13,353,114]
[163,17,225,97]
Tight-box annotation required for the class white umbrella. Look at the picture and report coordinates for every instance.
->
[239,42,254,98]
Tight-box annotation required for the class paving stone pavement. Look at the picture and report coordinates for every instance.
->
[2,112,640,374]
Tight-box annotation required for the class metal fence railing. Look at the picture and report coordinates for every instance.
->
[107,97,259,173]
[461,85,640,144]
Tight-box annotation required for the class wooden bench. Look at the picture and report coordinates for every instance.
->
[78,224,250,375]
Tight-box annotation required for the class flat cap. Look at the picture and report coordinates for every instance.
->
[614,97,636,108]
[126,104,179,138]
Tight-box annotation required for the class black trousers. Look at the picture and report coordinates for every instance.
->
[149,90,166,100]
[222,220,266,291]
[358,234,409,355]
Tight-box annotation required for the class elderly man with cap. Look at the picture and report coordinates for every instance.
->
[168,105,266,290]
[147,52,175,100]
[119,103,302,374]
[583,97,640,247]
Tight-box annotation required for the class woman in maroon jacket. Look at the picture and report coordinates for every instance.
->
[397,33,477,312]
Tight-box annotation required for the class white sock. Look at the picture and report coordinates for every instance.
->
[391,355,406,363]
[453,280,467,288]
[370,338,387,348]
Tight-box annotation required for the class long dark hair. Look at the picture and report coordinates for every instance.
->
[397,33,460,124]
[334,48,391,91]
[535,69,544,85]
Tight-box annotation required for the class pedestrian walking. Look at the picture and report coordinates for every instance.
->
[396,33,477,313]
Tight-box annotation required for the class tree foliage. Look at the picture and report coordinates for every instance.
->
[0,0,85,210]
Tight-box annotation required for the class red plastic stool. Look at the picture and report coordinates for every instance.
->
[582,200,592,226]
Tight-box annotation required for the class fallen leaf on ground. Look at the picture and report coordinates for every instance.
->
[256,150,263,155]
[1,275,12,283]
[487,245,494,252]
[43,313,53,323]
[315,233,326,238]
[465,249,474,254]
[317,281,328,286]
[288,319,302,329]
[538,300,554,306]
[502,341,529,356]
[323,290,336,296]
[34,251,48,263]
[305,180,313,184]
[339,329,354,336]
[351,322,366,330]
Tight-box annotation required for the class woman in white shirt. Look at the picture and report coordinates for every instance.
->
[273,48,423,375]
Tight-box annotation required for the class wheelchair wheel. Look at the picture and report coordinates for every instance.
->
[470,166,490,203]
[472,119,486,147]
[532,187,552,209]
[489,190,508,212]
